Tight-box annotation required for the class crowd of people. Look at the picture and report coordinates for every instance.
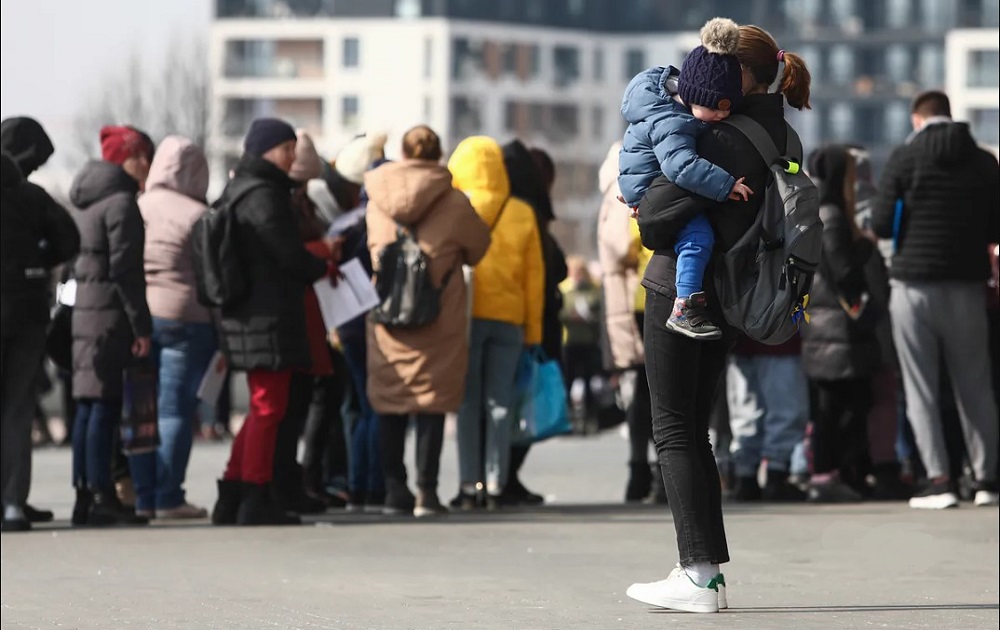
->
[0,23,997,553]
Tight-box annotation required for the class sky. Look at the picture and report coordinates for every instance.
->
[1,0,211,176]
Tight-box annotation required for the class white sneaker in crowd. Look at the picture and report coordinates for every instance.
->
[626,566,720,613]
[908,480,959,510]
[974,489,999,507]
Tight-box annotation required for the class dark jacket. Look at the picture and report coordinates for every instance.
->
[872,120,1000,282]
[1,117,55,176]
[502,140,568,360]
[70,160,152,399]
[800,201,884,381]
[1,153,79,333]
[217,154,327,371]
[638,94,790,330]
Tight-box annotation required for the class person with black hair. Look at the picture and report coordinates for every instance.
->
[872,90,1000,509]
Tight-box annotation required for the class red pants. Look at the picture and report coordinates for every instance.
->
[223,370,292,484]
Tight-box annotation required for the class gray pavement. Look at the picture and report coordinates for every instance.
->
[2,430,998,630]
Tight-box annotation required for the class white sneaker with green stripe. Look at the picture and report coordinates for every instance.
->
[626,566,727,613]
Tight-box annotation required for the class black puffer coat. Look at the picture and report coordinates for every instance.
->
[800,145,885,380]
[1,153,79,333]
[217,154,327,371]
[70,160,152,399]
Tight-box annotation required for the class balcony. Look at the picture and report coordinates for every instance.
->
[222,97,324,139]
[224,39,324,79]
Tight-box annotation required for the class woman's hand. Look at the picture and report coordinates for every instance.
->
[132,336,151,358]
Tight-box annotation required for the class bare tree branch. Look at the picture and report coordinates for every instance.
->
[67,33,210,170]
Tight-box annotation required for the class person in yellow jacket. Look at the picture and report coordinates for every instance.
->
[448,136,545,509]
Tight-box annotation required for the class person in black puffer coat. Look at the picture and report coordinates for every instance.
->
[1,118,80,532]
[801,145,885,504]
[211,118,329,527]
[872,90,999,510]
[69,125,155,527]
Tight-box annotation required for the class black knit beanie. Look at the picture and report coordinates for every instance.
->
[677,18,744,112]
[244,118,297,157]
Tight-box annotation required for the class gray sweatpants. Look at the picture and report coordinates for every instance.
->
[890,280,998,482]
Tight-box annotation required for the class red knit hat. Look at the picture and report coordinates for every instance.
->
[100,125,152,165]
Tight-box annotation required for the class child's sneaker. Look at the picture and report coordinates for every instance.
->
[666,292,722,340]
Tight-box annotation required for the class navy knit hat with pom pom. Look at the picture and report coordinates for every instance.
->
[677,18,744,112]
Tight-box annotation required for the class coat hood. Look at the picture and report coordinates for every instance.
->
[621,66,678,125]
[69,160,139,208]
[447,136,510,226]
[363,159,455,225]
[502,139,554,223]
[909,120,979,166]
[599,141,622,194]
[0,117,55,176]
[1,152,23,189]
[145,135,209,202]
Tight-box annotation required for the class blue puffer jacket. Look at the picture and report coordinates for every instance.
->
[618,66,736,207]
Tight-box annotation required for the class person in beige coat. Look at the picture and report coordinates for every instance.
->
[365,126,491,517]
[596,141,657,502]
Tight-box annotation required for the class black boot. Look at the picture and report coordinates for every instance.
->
[24,503,54,523]
[211,479,243,525]
[236,483,300,526]
[762,469,806,502]
[72,487,93,526]
[626,463,653,503]
[88,490,149,526]
[729,475,762,502]
[870,462,913,501]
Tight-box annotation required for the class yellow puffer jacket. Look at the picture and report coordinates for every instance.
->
[629,220,652,313]
[448,137,544,344]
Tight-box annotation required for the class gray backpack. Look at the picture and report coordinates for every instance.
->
[714,115,822,345]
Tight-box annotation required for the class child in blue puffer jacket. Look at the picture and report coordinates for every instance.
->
[619,17,750,340]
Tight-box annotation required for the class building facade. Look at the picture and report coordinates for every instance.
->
[209,0,1000,254]
[946,28,1000,155]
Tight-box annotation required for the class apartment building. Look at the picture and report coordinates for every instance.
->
[946,28,1000,155]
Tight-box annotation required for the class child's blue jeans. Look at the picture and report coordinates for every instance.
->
[674,213,715,299]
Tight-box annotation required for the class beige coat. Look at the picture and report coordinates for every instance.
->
[596,142,644,370]
[364,160,491,415]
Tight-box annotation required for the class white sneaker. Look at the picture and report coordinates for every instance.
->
[908,481,960,510]
[716,575,728,609]
[626,566,720,613]
[974,490,999,507]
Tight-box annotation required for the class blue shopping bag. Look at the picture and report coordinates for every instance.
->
[512,348,571,445]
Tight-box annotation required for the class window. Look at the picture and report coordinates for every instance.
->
[592,106,604,139]
[829,102,854,140]
[395,0,421,18]
[450,96,482,139]
[624,49,645,80]
[342,95,359,128]
[343,37,360,68]
[593,47,604,81]
[423,96,433,121]
[553,46,580,87]
[968,50,1000,87]
[971,108,1000,145]
[828,44,854,84]
[885,101,911,143]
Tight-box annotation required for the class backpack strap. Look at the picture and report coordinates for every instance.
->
[720,115,803,166]
[489,198,511,231]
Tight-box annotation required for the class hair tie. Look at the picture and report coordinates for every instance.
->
[777,49,786,62]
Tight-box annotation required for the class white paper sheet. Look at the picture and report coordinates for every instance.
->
[57,279,77,307]
[197,351,228,404]
[312,258,380,331]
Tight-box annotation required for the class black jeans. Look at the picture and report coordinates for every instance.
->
[1,325,47,507]
[302,349,349,492]
[644,290,730,565]
[379,413,444,496]
[627,312,653,466]
[273,371,313,503]
[811,378,873,481]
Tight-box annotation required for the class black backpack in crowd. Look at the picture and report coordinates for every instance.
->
[370,225,454,329]
[192,181,261,308]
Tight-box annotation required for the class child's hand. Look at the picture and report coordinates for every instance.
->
[727,177,753,201]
